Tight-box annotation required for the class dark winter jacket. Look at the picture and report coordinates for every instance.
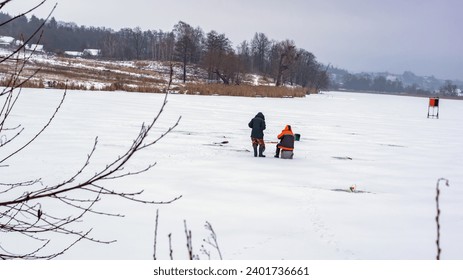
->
[248,112,266,139]
[277,125,295,151]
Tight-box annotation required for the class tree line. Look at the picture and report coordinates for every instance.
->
[341,74,405,93]
[0,12,329,90]
[338,73,460,96]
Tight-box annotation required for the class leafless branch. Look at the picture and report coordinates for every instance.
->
[0,1,182,259]
[435,177,450,260]
[203,221,223,260]
[184,220,194,260]
[153,209,159,260]
[0,1,54,65]
[0,1,12,10]
[0,1,46,27]
[168,233,173,260]
[0,87,67,165]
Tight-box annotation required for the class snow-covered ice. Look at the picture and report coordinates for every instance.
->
[2,89,462,260]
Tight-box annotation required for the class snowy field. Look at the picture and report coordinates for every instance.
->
[2,89,463,260]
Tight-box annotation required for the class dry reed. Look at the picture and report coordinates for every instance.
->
[179,83,310,98]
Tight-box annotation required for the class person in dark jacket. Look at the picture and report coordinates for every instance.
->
[248,112,266,157]
[274,124,294,158]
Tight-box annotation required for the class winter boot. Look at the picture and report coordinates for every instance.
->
[258,146,266,157]
[274,147,280,158]
[253,144,258,157]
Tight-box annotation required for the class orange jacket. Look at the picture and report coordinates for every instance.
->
[277,125,295,151]
[278,125,294,139]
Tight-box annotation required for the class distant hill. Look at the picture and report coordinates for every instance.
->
[328,66,463,96]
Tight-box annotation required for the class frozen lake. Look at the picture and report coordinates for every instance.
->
[2,89,462,260]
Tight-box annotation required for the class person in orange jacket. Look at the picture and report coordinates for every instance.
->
[274,125,294,158]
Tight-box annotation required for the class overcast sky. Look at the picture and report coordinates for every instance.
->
[3,0,462,80]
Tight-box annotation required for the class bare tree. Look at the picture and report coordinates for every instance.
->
[250,32,271,74]
[273,40,299,87]
[0,0,181,259]
[439,80,458,96]
[132,27,146,60]
[202,30,235,84]
[173,21,204,83]
[101,32,118,58]
[237,40,251,73]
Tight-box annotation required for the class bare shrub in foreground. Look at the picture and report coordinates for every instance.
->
[1,0,181,259]
[435,178,450,260]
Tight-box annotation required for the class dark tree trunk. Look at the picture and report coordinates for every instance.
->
[182,61,187,83]
[276,54,288,87]
[214,69,230,85]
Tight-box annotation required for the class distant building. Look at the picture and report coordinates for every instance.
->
[14,39,24,47]
[64,51,83,57]
[0,36,15,46]
[64,49,101,58]
[83,49,101,57]
[26,44,44,52]
[0,36,27,50]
